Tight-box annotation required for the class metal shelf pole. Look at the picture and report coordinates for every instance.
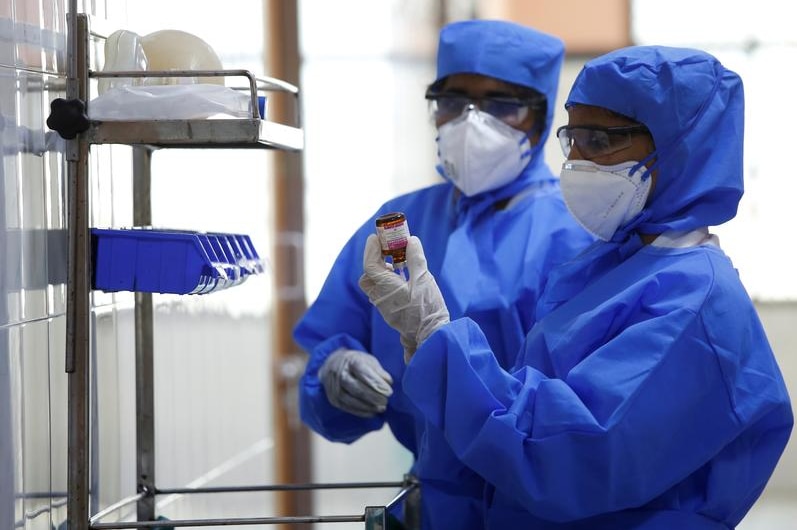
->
[133,146,156,521]
[65,9,92,530]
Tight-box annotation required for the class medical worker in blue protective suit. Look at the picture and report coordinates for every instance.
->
[360,45,794,529]
[294,20,593,529]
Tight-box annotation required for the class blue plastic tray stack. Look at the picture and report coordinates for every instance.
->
[92,228,266,294]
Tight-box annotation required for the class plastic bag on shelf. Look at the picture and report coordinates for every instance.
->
[88,83,253,120]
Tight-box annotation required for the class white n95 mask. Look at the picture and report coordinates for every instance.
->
[437,109,532,197]
[560,160,652,241]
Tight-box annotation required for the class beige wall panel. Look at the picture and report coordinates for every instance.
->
[480,0,631,55]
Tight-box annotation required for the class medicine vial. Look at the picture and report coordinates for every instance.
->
[375,212,410,273]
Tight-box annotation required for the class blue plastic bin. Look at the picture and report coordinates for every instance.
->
[91,228,266,295]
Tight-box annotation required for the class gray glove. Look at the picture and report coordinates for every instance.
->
[359,234,450,363]
[318,348,394,418]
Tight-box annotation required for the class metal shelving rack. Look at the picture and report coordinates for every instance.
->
[51,6,420,530]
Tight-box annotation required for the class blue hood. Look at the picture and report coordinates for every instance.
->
[435,20,565,183]
[565,45,745,234]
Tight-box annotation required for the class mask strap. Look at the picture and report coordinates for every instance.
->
[612,156,657,240]
[611,209,653,243]
[631,150,658,181]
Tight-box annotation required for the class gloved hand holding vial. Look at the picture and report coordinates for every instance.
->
[359,234,450,363]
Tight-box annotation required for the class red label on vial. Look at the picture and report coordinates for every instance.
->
[377,219,410,251]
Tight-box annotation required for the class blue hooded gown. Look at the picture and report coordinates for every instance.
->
[403,46,793,529]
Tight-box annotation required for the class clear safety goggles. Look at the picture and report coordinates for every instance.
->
[426,91,542,127]
[556,124,650,159]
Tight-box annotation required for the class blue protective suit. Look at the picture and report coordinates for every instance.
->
[294,20,594,529]
[402,46,793,529]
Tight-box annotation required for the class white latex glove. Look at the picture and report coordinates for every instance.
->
[318,348,394,418]
[359,234,450,363]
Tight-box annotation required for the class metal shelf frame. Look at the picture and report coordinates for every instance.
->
[87,69,304,150]
[86,478,420,529]
[60,6,419,530]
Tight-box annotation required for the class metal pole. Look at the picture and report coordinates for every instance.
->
[264,1,312,528]
[403,481,421,530]
[133,147,156,521]
[155,481,404,495]
[90,514,364,529]
[66,10,91,530]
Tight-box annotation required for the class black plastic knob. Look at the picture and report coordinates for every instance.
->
[46,98,90,139]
